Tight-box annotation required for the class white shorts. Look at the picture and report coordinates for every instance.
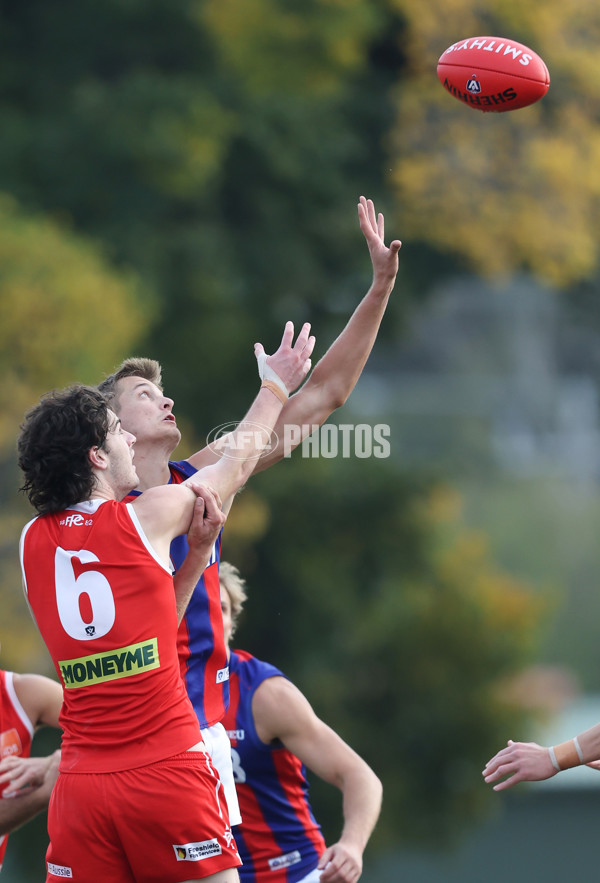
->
[200,721,242,826]
[297,868,322,883]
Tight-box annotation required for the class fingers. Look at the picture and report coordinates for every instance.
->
[187,481,223,513]
[201,487,225,523]
[299,333,315,363]
[280,320,295,349]
[0,757,24,781]
[292,325,315,382]
[358,195,379,234]
[317,845,361,883]
[482,739,554,790]
[358,196,400,257]
[3,780,34,798]
[292,322,312,352]
[1,767,35,796]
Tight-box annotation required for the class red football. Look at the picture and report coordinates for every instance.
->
[437,36,550,112]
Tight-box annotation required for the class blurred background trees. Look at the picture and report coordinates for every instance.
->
[2,0,600,878]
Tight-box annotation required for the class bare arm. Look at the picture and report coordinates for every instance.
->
[483,722,600,791]
[253,677,382,883]
[11,673,62,729]
[187,321,315,509]
[257,196,401,470]
[185,197,400,476]
[0,672,62,827]
[129,317,316,549]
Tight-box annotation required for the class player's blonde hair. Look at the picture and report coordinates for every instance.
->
[97,358,163,408]
[220,562,248,637]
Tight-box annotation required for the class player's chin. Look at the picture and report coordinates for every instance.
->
[163,422,182,442]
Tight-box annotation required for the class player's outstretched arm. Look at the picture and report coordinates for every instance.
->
[254,195,401,472]
[482,740,556,791]
[132,323,315,544]
[253,676,382,883]
[187,320,315,505]
[483,723,600,791]
[183,198,399,476]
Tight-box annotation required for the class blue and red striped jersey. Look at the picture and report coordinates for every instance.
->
[223,650,325,883]
[124,459,228,728]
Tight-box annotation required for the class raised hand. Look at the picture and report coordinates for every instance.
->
[255,320,316,397]
[357,195,402,292]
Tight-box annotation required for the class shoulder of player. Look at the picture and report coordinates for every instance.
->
[252,675,316,743]
[128,483,190,513]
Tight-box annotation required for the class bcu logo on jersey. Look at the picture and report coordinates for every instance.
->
[268,850,302,871]
[173,840,222,861]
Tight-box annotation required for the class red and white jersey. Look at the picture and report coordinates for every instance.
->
[19,499,202,774]
[0,669,34,870]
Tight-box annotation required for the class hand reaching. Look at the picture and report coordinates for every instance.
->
[255,321,316,397]
[482,739,557,791]
[357,195,402,291]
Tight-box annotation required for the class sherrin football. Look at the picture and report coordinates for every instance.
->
[437,36,550,112]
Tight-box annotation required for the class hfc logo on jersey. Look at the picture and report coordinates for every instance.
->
[466,75,481,93]
[60,514,92,527]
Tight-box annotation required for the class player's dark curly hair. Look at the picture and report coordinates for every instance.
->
[18,385,110,515]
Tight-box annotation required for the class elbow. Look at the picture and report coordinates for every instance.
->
[329,391,349,411]
[322,379,351,411]
[366,768,383,810]
[375,773,383,804]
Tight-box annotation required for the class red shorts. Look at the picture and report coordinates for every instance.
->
[45,749,241,882]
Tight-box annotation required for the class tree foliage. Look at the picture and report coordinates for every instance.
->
[0,196,148,454]
[0,0,562,867]
[227,459,546,845]
[388,0,600,284]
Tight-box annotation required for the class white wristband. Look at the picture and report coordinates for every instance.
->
[573,736,584,763]
[256,352,288,399]
[548,746,560,772]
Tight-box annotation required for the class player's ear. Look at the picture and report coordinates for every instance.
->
[89,445,108,470]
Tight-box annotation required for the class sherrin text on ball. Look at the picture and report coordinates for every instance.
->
[437,36,550,112]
